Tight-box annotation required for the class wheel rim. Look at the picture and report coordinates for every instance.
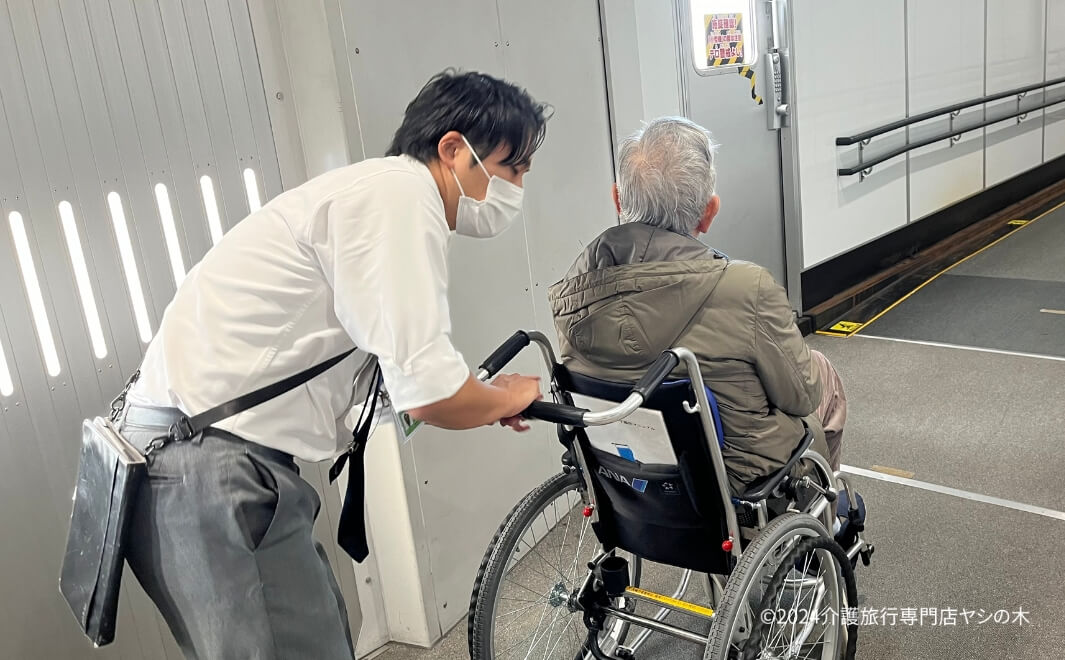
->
[487,486,601,660]
[723,526,824,658]
[749,545,842,659]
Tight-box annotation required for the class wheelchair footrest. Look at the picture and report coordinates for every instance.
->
[860,543,875,567]
[623,587,714,619]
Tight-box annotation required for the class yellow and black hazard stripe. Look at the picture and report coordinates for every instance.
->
[739,66,763,105]
[704,15,762,106]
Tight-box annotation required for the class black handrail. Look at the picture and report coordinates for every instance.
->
[837,87,1065,176]
[836,75,1065,146]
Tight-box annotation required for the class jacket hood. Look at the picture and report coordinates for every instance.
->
[548,223,728,366]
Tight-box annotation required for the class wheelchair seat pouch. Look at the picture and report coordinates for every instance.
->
[60,349,356,647]
[584,445,730,574]
[573,391,731,575]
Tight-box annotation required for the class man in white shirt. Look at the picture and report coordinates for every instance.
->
[116,70,548,659]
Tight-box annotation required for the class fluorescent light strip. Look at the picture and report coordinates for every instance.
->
[0,337,13,396]
[243,168,262,212]
[200,175,224,245]
[107,193,153,343]
[8,212,61,377]
[154,183,186,285]
[58,201,108,359]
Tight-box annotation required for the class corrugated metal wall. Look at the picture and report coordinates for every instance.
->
[0,0,281,656]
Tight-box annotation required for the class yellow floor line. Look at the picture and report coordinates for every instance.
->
[852,198,1065,336]
[870,465,916,479]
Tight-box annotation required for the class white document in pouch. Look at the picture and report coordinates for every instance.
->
[569,393,678,466]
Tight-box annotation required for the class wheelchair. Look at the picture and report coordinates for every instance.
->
[467,331,874,660]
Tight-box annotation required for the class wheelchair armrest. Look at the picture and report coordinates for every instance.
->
[734,426,816,503]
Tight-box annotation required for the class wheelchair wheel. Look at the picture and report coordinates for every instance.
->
[742,536,858,660]
[704,513,835,660]
[468,471,640,660]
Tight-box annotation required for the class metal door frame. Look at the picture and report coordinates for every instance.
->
[679,0,805,310]
[598,0,806,310]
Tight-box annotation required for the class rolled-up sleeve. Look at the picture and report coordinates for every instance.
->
[310,170,469,411]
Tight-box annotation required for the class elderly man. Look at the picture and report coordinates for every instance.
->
[548,117,846,494]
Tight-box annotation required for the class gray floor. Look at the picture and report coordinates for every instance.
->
[863,204,1065,357]
[371,334,1065,660]
[810,334,1065,511]
[863,274,1065,357]
[951,207,1065,283]
[371,208,1065,660]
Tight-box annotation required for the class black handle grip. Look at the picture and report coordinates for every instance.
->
[479,331,530,378]
[522,400,588,427]
[631,351,680,400]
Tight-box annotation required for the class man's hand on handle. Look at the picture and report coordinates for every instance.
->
[406,372,542,431]
[492,373,542,432]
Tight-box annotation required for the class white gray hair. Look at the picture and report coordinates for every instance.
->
[616,117,718,235]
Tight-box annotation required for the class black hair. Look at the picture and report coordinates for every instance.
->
[387,69,551,168]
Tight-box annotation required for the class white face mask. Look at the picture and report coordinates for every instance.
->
[451,135,524,238]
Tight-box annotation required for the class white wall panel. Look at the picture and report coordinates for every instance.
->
[796,0,1057,272]
[421,0,619,634]
[600,0,646,144]
[906,0,986,220]
[0,1,286,657]
[793,0,908,268]
[986,112,1048,185]
[1045,0,1065,160]
[600,0,683,142]
[985,0,1046,184]
[337,0,558,644]
[634,0,683,120]
[334,0,620,644]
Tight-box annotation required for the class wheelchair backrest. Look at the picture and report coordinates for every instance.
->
[557,366,733,575]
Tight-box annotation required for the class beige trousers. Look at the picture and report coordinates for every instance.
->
[811,349,847,470]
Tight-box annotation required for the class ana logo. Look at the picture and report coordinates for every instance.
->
[598,466,648,493]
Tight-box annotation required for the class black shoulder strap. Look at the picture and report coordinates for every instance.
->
[167,349,356,442]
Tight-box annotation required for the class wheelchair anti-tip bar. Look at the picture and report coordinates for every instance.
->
[477,331,681,428]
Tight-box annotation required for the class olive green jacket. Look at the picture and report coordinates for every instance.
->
[548,222,827,492]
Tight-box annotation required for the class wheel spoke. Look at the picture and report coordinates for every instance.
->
[503,576,551,601]
[544,616,578,660]
[567,518,591,582]
[480,476,594,660]
[555,503,575,578]
[498,598,553,620]
[525,603,566,660]
[501,596,546,605]
[520,534,568,582]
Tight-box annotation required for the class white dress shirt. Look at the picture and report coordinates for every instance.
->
[129,155,470,461]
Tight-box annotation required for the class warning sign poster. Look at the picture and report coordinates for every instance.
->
[705,13,744,66]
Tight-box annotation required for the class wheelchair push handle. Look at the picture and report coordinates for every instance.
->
[631,351,680,400]
[478,330,531,378]
[519,350,681,428]
[522,400,590,428]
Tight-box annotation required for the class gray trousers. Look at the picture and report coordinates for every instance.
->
[119,405,355,660]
